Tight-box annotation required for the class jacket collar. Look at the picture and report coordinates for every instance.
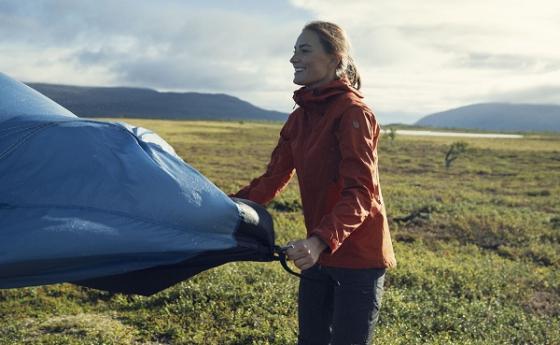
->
[293,78,363,110]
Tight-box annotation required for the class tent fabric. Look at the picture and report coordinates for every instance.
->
[0,72,276,295]
[76,197,275,295]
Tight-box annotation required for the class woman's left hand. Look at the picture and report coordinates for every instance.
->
[286,236,328,270]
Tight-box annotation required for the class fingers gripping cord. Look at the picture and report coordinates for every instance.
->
[273,245,303,279]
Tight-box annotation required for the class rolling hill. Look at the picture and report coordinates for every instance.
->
[26,83,288,121]
[415,103,560,132]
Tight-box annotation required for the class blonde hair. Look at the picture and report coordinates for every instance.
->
[303,21,361,90]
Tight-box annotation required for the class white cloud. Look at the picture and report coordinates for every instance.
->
[1,0,559,123]
[289,0,560,120]
[0,1,308,112]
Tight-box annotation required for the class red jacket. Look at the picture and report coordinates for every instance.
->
[234,79,396,269]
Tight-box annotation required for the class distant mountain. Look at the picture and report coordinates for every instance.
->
[26,83,288,121]
[415,103,560,132]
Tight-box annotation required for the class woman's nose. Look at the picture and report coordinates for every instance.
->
[289,54,298,64]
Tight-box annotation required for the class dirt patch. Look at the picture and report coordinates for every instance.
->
[523,291,560,317]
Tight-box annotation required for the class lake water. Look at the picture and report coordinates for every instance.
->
[382,129,523,139]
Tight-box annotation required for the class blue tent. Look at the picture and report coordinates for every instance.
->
[0,73,276,295]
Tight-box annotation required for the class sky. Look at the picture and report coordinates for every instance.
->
[1,0,559,124]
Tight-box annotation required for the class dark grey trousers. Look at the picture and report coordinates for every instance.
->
[297,265,386,345]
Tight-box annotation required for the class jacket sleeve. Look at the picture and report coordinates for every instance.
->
[310,106,382,253]
[231,119,295,205]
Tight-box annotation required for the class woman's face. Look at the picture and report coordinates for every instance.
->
[290,30,338,89]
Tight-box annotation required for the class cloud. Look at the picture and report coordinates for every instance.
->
[288,0,560,120]
[445,52,560,78]
[475,85,560,105]
[1,0,560,122]
[0,0,312,112]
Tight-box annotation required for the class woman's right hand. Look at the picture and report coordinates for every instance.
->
[286,236,328,270]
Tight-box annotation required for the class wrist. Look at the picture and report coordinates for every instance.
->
[310,235,328,252]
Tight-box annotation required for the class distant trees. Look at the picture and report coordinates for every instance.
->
[445,141,468,169]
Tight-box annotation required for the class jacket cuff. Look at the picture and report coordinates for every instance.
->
[309,228,339,254]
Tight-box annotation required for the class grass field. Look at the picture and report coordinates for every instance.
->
[1,119,559,344]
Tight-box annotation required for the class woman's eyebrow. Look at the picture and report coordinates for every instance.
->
[294,43,312,49]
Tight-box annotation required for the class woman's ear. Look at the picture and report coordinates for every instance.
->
[330,55,342,77]
[330,55,341,72]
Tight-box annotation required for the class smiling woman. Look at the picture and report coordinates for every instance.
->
[232,21,395,345]
[290,22,361,90]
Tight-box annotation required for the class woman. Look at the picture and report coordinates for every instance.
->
[233,21,396,345]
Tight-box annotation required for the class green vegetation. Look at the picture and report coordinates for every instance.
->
[444,141,468,169]
[1,119,559,344]
[387,127,397,144]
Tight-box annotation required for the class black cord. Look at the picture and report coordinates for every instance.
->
[273,245,304,279]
